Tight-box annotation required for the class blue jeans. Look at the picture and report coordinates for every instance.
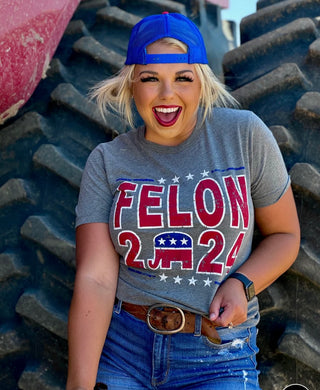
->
[96,300,261,389]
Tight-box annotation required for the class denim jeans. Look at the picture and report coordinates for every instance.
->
[96,300,261,389]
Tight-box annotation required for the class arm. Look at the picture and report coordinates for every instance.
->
[209,186,300,326]
[66,223,119,390]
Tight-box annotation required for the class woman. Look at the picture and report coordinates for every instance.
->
[67,13,300,390]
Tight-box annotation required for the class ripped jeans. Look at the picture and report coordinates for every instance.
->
[96,300,261,389]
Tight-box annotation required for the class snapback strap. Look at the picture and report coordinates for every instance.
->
[144,53,189,64]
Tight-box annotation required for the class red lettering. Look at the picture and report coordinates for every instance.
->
[114,182,137,229]
[118,231,145,268]
[224,176,249,229]
[168,185,192,227]
[197,230,225,274]
[226,232,246,271]
[138,185,164,228]
[194,179,224,227]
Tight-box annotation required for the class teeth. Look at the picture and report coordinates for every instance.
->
[155,107,179,113]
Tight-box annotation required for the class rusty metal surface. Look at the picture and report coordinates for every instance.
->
[206,0,229,8]
[0,0,81,124]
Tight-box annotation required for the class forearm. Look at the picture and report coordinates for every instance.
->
[237,231,300,295]
[66,274,116,390]
[209,231,300,325]
[210,185,300,326]
[237,187,300,295]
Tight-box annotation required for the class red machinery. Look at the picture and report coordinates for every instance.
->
[0,0,81,124]
[206,0,229,7]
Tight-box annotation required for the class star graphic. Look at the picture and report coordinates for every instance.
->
[203,278,212,287]
[169,238,177,245]
[173,275,183,284]
[186,173,194,181]
[158,238,166,245]
[158,177,166,184]
[188,276,197,286]
[180,238,188,245]
[201,170,210,177]
[159,273,168,282]
[172,175,180,183]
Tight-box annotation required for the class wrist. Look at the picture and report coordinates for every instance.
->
[228,272,255,301]
[68,387,89,390]
[66,383,91,390]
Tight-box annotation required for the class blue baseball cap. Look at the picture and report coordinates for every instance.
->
[125,12,208,65]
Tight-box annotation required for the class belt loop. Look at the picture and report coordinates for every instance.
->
[114,299,122,314]
[194,314,202,336]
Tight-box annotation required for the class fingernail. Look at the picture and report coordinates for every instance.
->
[209,313,216,321]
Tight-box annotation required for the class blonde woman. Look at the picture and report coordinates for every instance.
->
[67,12,300,390]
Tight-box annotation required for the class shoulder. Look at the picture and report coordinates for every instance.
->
[90,126,141,158]
[212,107,261,125]
[211,108,273,138]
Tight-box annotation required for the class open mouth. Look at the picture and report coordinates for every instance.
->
[153,106,182,127]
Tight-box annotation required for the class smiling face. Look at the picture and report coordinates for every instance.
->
[132,41,202,146]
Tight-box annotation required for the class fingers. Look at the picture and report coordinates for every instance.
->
[210,306,246,328]
[210,303,238,327]
[209,298,222,322]
[209,279,248,327]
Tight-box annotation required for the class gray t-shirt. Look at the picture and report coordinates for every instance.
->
[76,108,290,324]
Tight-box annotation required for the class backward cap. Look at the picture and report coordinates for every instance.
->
[125,13,208,65]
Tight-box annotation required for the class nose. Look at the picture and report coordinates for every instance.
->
[159,80,174,100]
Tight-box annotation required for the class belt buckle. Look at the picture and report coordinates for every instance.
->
[147,304,186,335]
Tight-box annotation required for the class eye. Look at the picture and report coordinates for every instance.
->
[176,75,194,82]
[140,76,158,82]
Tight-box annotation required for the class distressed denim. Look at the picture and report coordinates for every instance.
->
[96,300,261,389]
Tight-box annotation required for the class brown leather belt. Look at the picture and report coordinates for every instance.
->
[121,301,221,344]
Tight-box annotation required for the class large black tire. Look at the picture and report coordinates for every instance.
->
[223,1,320,389]
[0,1,233,389]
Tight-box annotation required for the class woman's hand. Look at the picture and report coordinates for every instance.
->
[208,186,300,329]
[209,277,248,327]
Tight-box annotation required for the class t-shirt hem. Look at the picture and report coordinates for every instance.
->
[75,217,109,228]
[253,175,290,208]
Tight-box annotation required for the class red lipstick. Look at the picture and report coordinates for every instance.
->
[152,105,182,127]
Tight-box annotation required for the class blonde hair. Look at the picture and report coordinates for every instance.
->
[91,38,238,128]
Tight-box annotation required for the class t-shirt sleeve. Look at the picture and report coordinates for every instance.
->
[249,112,290,208]
[75,144,113,227]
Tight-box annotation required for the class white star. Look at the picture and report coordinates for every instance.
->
[173,275,183,284]
[201,170,210,177]
[158,238,166,245]
[180,238,188,245]
[172,175,180,183]
[169,238,177,245]
[159,273,168,282]
[188,276,197,286]
[203,278,212,287]
[158,177,166,184]
[186,173,194,180]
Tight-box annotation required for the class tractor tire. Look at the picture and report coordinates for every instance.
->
[223,1,320,389]
[0,1,233,389]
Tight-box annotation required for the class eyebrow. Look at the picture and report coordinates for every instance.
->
[138,69,194,76]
